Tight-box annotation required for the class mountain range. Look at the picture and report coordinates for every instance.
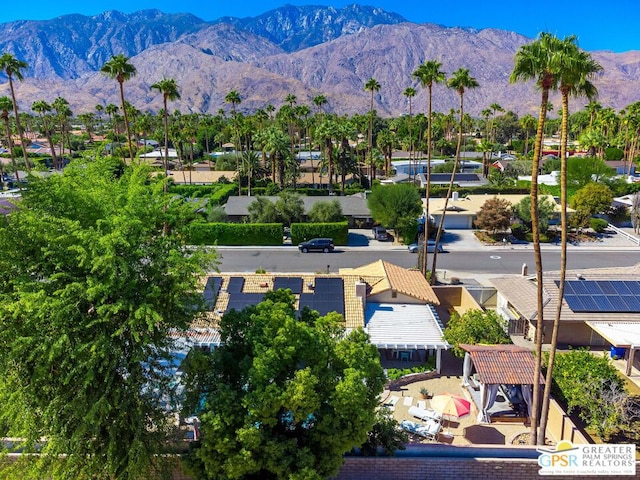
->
[1,5,639,118]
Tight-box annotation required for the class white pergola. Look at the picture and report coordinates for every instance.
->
[587,321,640,376]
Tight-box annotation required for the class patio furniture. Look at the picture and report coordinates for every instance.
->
[383,395,400,411]
[431,393,471,435]
[400,419,441,441]
[408,406,442,422]
[403,396,413,406]
[417,400,426,410]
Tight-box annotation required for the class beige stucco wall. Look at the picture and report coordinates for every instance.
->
[367,291,426,305]
[432,286,483,315]
[546,398,591,444]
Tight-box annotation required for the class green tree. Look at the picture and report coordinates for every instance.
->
[151,77,180,178]
[0,52,31,170]
[307,200,344,223]
[474,198,513,235]
[570,182,613,222]
[32,100,58,169]
[248,196,279,223]
[431,67,479,283]
[515,195,556,231]
[359,408,408,456]
[367,184,422,241]
[184,290,385,480]
[364,78,381,179]
[101,54,137,161]
[225,90,242,173]
[443,309,512,357]
[413,60,446,276]
[275,191,305,226]
[0,158,215,479]
[567,156,614,188]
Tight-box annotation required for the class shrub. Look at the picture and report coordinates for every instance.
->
[188,222,283,246]
[290,222,349,245]
[590,217,609,233]
[385,360,435,380]
[510,223,525,239]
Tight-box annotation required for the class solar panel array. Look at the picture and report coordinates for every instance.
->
[299,278,345,316]
[203,276,223,309]
[558,280,640,313]
[273,276,304,294]
[226,293,265,312]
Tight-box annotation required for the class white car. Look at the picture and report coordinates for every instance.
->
[408,241,444,253]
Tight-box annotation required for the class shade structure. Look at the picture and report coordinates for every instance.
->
[431,393,471,418]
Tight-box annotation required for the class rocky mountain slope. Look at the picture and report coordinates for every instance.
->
[0,5,638,117]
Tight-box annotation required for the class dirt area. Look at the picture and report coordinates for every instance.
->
[381,353,530,446]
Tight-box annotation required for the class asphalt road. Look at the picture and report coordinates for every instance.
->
[215,247,640,276]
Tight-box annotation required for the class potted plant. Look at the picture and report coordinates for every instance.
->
[420,387,432,399]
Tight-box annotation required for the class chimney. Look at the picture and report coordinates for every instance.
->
[452,191,459,201]
[355,282,367,307]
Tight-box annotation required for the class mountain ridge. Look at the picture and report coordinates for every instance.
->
[0,5,638,117]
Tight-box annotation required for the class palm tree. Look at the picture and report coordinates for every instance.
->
[32,100,58,168]
[151,78,180,178]
[538,37,602,441]
[364,78,380,180]
[52,97,71,166]
[225,90,242,174]
[313,94,327,116]
[315,116,340,193]
[0,53,31,170]
[519,114,537,156]
[413,60,446,276]
[510,31,565,445]
[104,103,119,139]
[404,87,417,182]
[430,68,478,283]
[0,96,21,184]
[489,102,504,143]
[100,54,137,162]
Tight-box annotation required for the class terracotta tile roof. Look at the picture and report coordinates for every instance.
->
[460,344,544,385]
[340,260,439,305]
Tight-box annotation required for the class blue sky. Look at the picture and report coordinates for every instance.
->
[1,1,639,52]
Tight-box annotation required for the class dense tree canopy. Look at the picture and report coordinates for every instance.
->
[183,290,385,480]
[0,158,215,479]
[474,198,513,234]
[307,200,344,223]
[367,184,422,240]
[443,309,512,357]
[514,195,556,231]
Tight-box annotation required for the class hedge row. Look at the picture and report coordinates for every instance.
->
[239,186,366,197]
[290,222,349,246]
[188,222,283,246]
[168,183,237,204]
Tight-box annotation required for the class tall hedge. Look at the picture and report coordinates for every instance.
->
[189,223,283,246]
[290,222,349,245]
[168,183,237,204]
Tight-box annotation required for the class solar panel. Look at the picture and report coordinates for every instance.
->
[273,277,303,294]
[314,278,344,294]
[225,293,265,312]
[203,276,222,308]
[562,280,640,313]
[227,277,245,294]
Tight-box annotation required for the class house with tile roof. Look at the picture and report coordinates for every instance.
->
[490,264,640,376]
[187,260,450,372]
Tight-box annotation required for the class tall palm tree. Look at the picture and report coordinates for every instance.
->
[404,87,417,182]
[510,31,565,445]
[105,103,119,139]
[519,114,537,156]
[315,116,339,193]
[413,60,446,276]
[100,54,137,162]
[538,37,602,440]
[52,96,70,164]
[489,102,504,143]
[364,77,380,180]
[225,90,242,174]
[0,96,21,184]
[151,78,180,178]
[430,68,478,283]
[313,94,327,116]
[32,100,58,168]
[0,53,31,170]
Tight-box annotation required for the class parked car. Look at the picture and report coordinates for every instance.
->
[408,241,444,253]
[298,238,335,253]
[372,226,389,241]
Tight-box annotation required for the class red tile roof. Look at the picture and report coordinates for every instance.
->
[460,344,544,385]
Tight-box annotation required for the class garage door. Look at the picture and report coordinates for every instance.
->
[443,215,472,229]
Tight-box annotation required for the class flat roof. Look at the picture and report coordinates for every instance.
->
[364,302,448,350]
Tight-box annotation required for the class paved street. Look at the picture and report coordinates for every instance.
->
[215,228,640,282]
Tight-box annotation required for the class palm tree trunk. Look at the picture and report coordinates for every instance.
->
[8,77,31,171]
[422,86,434,277]
[430,93,463,284]
[529,87,550,446]
[2,117,21,187]
[119,81,135,162]
[539,90,569,440]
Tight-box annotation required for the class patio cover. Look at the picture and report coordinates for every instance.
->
[460,344,544,423]
[586,321,640,375]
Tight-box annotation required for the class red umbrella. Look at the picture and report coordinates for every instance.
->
[431,393,471,435]
[431,393,471,418]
